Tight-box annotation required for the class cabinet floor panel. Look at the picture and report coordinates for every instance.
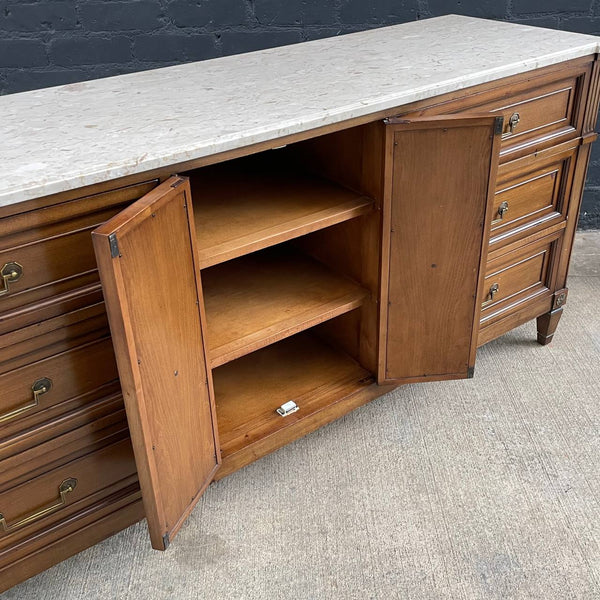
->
[213,332,373,457]
[191,161,373,268]
[203,248,368,368]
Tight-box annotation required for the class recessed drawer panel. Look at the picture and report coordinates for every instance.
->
[0,303,109,374]
[0,484,143,586]
[491,78,579,151]
[0,284,105,338]
[0,392,124,466]
[480,233,561,326]
[0,407,129,487]
[482,250,547,308]
[407,59,592,161]
[0,337,118,437]
[0,435,136,550]
[490,145,577,246]
[0,180,158,317]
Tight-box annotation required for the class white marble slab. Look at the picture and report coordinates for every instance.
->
[1,14,599,208]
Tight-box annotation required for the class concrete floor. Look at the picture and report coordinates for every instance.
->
[2,232,599,600]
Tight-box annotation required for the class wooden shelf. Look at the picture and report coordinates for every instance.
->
[203,247,368,368]
[212,333,373,457]
[191,161,373,268]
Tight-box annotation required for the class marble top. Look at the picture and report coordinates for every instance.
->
[1,14,599,208]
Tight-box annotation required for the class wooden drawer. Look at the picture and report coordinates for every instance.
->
[489,74,585,155]
[0,433,136,552]
[0,408,129,487]
[0,485,143,592]
[0,390,124,462]
[0,336,118,438]
[490,143,578,247]
[0,282,105,337]
[0,180,158,320]
[0,302,109,374]
[406,58,592,161]
[480,232,561,327]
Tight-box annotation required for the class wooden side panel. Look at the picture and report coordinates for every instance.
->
[379,116,501,383]
[557,140,594,286]
[92,177,220,550]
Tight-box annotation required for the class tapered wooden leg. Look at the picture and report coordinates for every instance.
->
[536,307,563,345]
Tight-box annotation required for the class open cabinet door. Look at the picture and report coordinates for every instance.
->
[92,176,220,550]
[379,115,502,384]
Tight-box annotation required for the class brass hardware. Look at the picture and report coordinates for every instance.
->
[482,283,500,306]
[507,112,520,134]
[0,262,23,297]
[0,478,77,533]
[277,400,299,417]
[497,201,509,220]
[0,377,52,424]
[555,292,567,308]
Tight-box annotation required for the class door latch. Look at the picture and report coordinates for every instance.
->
[276,400,299,417]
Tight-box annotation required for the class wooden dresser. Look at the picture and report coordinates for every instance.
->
[0,16,598,593]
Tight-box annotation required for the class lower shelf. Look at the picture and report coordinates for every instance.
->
[203,247,367,368]
[212,332,373,458]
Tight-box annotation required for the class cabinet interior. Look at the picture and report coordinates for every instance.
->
[182,125,383,460]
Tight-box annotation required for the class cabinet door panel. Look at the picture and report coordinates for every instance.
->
[379,116,501,383]
[92,176,220,550]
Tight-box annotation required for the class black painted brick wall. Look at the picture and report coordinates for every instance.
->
[0,0,599,228]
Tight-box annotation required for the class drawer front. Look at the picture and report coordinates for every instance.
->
[406,59,592,161]
[490,75,582,153]
[0,302,110,374]
[0,408,129,486]
[0,180,158,317]
[0,485,143,591]
[0,284,105,337]
[0,392,124,464]
[0,435,136,549]
[0,336,118,438]
[480,233,561,326]
[490,145,577,246]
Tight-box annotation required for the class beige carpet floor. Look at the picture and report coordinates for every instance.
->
[3,233,600,600]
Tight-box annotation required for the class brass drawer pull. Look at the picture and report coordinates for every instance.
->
[0,377,52,424]
[508,112,520,134]
[0,262,23,297]
[482,283,499,306]
[497,201,509,220]
[0,478,77,533]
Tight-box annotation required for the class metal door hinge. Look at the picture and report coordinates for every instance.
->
[384,116,410,125]
[494,116,504,136]
[108,233,120,258]
[171,177,186,188]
